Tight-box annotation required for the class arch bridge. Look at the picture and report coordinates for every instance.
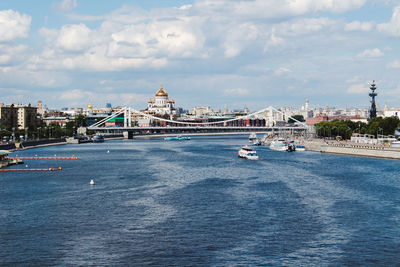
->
[87,106,311,138]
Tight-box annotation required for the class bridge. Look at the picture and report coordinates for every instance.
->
[87,106,312,138]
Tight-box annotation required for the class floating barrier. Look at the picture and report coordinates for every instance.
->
[0,167,62,172]
[8,157,78,160]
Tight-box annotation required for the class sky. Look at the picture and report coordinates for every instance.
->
[1,0,400,111]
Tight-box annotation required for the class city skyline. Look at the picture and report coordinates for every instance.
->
[1,0,400,110]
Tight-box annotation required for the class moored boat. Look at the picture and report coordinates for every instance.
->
[92,135,105,143]
[249,133,257,143]
[238,146,259,160]
[295,145,306,151]
[269,139,296,152]
[164,136,191,141]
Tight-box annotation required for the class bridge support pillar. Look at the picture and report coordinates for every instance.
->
[123,131,133,139]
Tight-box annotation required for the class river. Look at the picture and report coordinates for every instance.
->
[1,136,400,266]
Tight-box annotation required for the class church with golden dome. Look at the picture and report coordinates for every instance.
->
[146,86,177,115]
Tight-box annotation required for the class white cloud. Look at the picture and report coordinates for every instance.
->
[274,67,291,76]
[344,21,374,31]
[347,82,370,93]
[0,10,31,42]
[56,23,92,52]
[387,60,400,68]
[60,89,87,100]
[53,0,78,13]
[357,48,384,58]
[224,88,249,96]
[194,0,366,19]
[377,5,400,37]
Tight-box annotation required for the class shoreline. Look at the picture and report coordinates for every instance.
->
[3,135,400,161]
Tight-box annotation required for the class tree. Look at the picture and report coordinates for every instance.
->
[288,115,305,123]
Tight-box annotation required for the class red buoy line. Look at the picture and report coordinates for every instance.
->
[0,167,63,172]
[8,157,78,160]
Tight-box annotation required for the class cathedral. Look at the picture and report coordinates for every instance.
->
[146,86,177,115]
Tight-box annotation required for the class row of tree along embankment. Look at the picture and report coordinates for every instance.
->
[303,140,400,160]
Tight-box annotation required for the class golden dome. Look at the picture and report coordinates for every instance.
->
[87,104,93,109]
[148,98,154,103]
[155,87,168,97]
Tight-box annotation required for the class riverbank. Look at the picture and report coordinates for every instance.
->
[301,140,400,160]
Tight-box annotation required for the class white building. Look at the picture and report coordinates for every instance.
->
[147,86,176,115]
[383,106,400,119]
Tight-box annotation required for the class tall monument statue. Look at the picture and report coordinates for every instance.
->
[369,80,377,120]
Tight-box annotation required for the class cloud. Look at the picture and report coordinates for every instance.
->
[0,10,31,42]
[347,82,370,93]
[274,67,291,76]
[357,48,384,58]
[387,60,400,68]
[224,88,249,96]
[377,5,400,37]
[60,89,87,100]
[53,0,78,13]
[56,23,92,52]
[344,21,374,31]
[194,0,366,19]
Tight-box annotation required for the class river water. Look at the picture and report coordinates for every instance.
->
[1,136,400,266]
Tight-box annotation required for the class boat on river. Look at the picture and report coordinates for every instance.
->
[249,133,257,143]
[295,145,306,151]
[238,146,259,160]
[164,136,191,141]
[92,135,105,143]
[269,139,296,152]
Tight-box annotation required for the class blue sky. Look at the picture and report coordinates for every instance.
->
[1,0,400,111]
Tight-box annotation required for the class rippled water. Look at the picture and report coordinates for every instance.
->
[1,136,400,266]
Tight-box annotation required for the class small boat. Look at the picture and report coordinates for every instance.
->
[238,146,259,160]
[295,145,306,151]
[252,138,262,146]
[269,139,296,152]
[90,179,95,185]
[390,140,400,148]
[92,135,105,143]
[164,136,191,141]
[249,132,257,143]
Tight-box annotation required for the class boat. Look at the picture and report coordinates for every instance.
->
[252,138,262,146]
[238,146,259,160]
[249,133,257,143]
[164,136,191,141]
[295,145,306,151]
[269,139,296,152]
[390,140,400,148]
[92,135,105,143]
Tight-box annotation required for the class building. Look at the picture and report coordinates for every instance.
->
[17,105,38,129]
[0,105,17,128]
[146,86,177,115]
[0,104,38,129]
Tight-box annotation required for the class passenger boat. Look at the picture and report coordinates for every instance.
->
[295,145,306,151]
[390,140,400,148]
[269,139,296,152]
[249,133,257,143]
[164,136,191,141]
[92,135,105,143]
[252,138,262,146]
[238,146,259,160]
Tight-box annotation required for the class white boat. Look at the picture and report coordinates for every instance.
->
[238,146,259,160]
[249,133,257,143]
[269,139,296,152]
[295,145,306,151]
[390,140,400,148]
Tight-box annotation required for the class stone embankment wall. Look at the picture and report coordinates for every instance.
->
[302,140,400,160]
[20,139,66,149]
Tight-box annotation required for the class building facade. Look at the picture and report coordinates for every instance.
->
[0,104,38,129]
